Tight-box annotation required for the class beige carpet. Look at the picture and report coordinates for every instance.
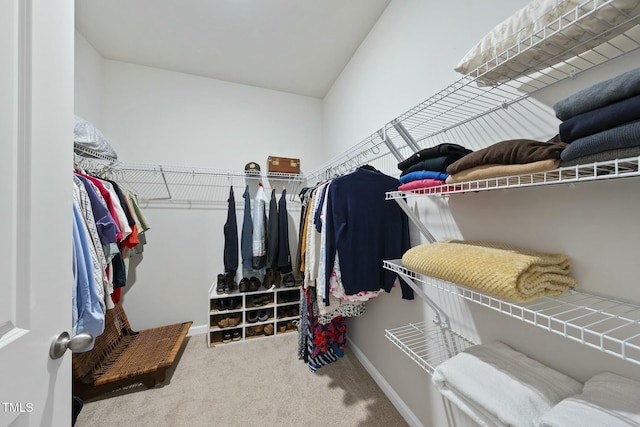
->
[75,332,408,427]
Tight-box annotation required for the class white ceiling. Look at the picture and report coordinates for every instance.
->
[75,0,391,99]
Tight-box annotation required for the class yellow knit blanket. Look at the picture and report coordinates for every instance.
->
[402,240,577,302]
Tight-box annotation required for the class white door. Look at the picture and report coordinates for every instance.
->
[0,1,75,426]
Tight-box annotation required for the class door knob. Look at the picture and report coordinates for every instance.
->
[49,331,93,359]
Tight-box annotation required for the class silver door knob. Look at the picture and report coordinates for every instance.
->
[49,331,93,359]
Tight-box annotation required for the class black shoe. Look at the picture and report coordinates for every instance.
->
[258,309,269,322]
[248,276,261,292]
[247,310,259,323]
[282,272,296,288]
[222,331,232,343]
[217,299,228,311]
[239,277,250,293]
[232,329,241,341]
[224,273,237,294]
[216,274,226,294]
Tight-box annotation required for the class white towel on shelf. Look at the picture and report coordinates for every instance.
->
[539,372,640,427]
[431,341,583,427]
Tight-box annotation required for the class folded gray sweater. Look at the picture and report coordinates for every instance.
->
[553,67,640,121]
[560,119,640,162]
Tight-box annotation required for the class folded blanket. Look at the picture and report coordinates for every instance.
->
[398,143,472,171]
[398,170,448,184]
[559,94,640,143]
[560,145,640,167]
[398,179,446,191]
[400,154,467,175]
[539,372,640,427]
[446,139,567,175]
[554,67,640,121]
[432,341,583,427]
[445,159,559,184]
[402,239,577,302]
[560,119,640,162]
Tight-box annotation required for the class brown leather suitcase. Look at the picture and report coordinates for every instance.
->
[267,156,301,174]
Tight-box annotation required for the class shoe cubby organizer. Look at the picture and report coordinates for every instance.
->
[207,283,300,347]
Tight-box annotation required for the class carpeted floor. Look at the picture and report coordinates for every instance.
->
[75,332,408,427]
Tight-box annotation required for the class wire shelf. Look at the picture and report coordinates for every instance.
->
[385,321,476,375]
[384,259,640,366]
[75,155,306,206]
[307,0,640,180]
[385,156,640,199]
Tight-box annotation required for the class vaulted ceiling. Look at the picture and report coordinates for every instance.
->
[75,0,391,98]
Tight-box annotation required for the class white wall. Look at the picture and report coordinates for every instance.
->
[74,43,319,332]
[101,60,323,171]
[74,30,103,125]
[324,1,640,426]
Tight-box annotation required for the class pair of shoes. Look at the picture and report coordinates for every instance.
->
[278,306,298,318]
[249,294,271,307]
[282,272,296,288]
[280,291,298,303]
[217,272,238,294]
[247,310,270,323]
[217,315,241,328]
[264,269,279,289]
[217,297,238,311]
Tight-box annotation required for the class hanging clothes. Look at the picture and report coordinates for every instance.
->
[324,167,413,304]
[266,188,279,270]
[252,184,269,271]
[223,186,238,276]
[241,185,253,270]
[277,189,292,275]
[72,168,150,312]
[72,200,105,351]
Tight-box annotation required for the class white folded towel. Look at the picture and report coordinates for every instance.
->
[432,341,583,427]
[539,372,640,427]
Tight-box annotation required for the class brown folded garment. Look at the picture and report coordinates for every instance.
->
[446,138,567,175]
[445,159,560,184]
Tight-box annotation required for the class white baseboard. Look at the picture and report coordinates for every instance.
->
[348,338,424,427]
[187,323,208,337]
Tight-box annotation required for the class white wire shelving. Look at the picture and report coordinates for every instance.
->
[385,321,475,375]
[384,259,640,366]
[74,150,306,206]
[307,0,640,182]
[385,155,640,199]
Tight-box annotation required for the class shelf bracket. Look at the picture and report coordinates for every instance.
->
[378,128,404,162]
[393,198,437,243]
[392,120,421,153]
[389,261,449,328]
[159,165,173,200]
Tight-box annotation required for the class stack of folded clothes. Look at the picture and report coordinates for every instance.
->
[402,239,577,302]
[554,67,640,166]
[444,137,567,184]
[432,341,583,427]
[396,143,472,190]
